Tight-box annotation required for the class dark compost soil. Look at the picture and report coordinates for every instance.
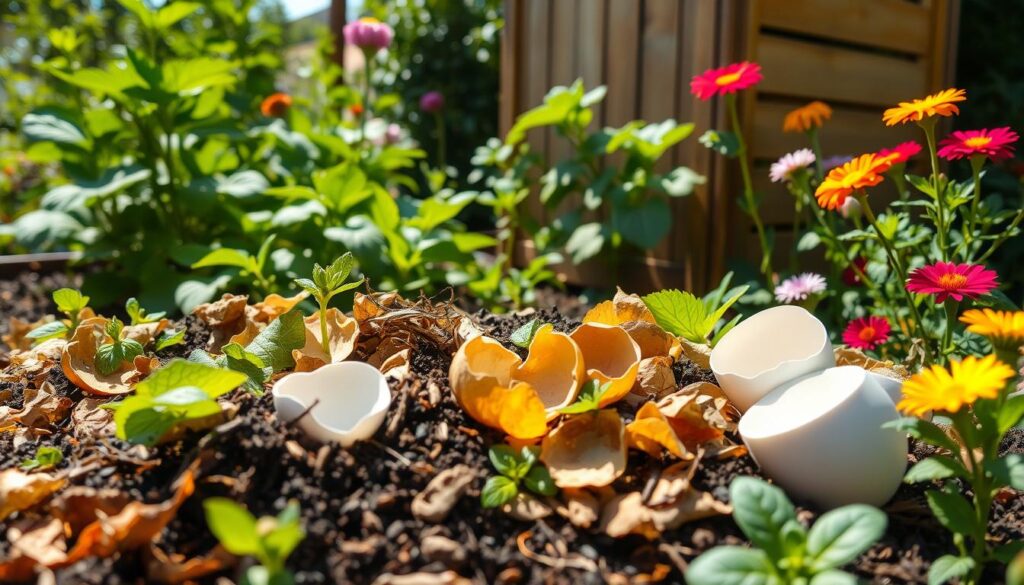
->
[0,272,1021,585]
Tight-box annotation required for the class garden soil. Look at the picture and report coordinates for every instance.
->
[0,271,1021,584]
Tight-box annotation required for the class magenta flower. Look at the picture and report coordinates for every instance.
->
[878,141,922,165]
[769,148,815,183]
[344,17,393,53]
[420,91,445,114]
[906,262,999,303]
[774,272,827,304]
[690,61,762,101]
[937,127,1019,161]
[842,316,891,350]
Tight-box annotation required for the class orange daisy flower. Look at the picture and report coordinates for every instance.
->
[260,93,292,118]
[814,153,894,210]
[882,88,966,127]
[783,101,832,133]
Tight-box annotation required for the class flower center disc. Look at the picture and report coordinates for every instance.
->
[858,327,877,342]
[715,71,743,86]
[964,136,993,149]
[937,273,969,289]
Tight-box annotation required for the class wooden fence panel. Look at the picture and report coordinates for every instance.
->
[501,0,959,293]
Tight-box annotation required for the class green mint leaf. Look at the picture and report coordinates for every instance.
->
[136,359,247,398]
[155,329,186,351]
[686,546,782,585]
[245,310,305,373]
[927,555,975,585]
[53,288,89,316]
[203,497,262,556]
[20,446,63,471]
[481,476,518,508]
[904,456,967,483]
[882,418,960,454]
[105,316,125,339]
[643,289,710,343]
[523,465,557,497]
[192,247,254,271]
[222,342,269,395]
[116,406,178,445]
[510,319,544,348]
[558,380,609,415]
[326,253,356,288]
[925,489,975,535]
[806,504,887,571]
[95,343,122,375]
[488,445,521,478]
[26,320,69,342]
[729,476,797,560]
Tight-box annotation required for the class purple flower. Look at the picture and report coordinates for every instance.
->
[420,91,445,114]
[774,273,827,304]
[769,148,815,183]
[344,17,393,53]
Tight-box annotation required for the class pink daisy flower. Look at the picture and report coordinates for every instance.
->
[843,316,891,350]
[937,127,1019,161]
[344,17,394,53]
[690,61,762,101]
[769,148,816,183]
[878,141,922,165]
[774,272,827,304]
[906,262,999,303]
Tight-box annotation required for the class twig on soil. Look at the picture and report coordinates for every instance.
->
[657,543,694,575]
[283,398,321,427]
[515,530,597,572]
[369,439,413,467]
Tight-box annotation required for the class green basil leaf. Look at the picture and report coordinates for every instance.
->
[904,456,967,483]
[925,489,976,535]
[807,504,887,570]
[729,476,797,560]
[927,555,975,585]
[686,546,782,585]
[488,445,521,478]
[481,476,518,509]
[523,465,558,497]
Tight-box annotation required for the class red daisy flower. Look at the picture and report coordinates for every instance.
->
[842,257,868,287]
[842,316,891,350]
[690,61,762,101]
[906,262,999,303]
[937,127,1019,161]
[877,141,922,165]
[260,93,292,118]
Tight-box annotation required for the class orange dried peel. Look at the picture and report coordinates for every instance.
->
[512,324,585,418]
[626,402,691,459]
[291,309,359,372]
[570,323,641,408]
[541,409,627,488]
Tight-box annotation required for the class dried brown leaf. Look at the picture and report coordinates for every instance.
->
[61,318,140,396]
[541,410,627,488]
[0,469,66,521]
[411,464,476,523]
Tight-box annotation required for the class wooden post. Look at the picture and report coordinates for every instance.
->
[329,0,347,69]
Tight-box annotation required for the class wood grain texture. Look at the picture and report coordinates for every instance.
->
[760,0,931,55]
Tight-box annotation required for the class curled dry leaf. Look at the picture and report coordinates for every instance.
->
[292,308,359,372]
[541,410,627,488]
[569,323,641,408]
[656,382,735,452]
[354,291,401,323]
[1,338,65,388]
[626,402,691,460]
[679,338,712,370]
[145,544,235,584]
[834,346,910,381]
[555,488,601,529]
[123,319,171,347]
[251,291,309,323]
[193,293,249,351]
[411,464,476,523]
[8,381,72,430]
[512,324,585,417]
[502,492,554,521]
[2,317,34,352]
[0,518,67,581]
[61,317,140,396]
[72,397,117,438]
[584,288,681,360]
[371,571,472,585]
[0,468,66,521]
[630,356,677,402]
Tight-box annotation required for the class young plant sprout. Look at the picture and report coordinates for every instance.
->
[481,444,557,508]
[203,498,305,585]
[293,253,363,362]
[124,297,165,325]
[26,288,91,343]
[95,317,145,375]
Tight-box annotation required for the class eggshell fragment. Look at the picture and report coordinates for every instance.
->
[569,323,641,408]
[512,324,585,418]
[541,410,627,488]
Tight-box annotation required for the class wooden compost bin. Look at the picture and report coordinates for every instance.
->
[501,0,960,293]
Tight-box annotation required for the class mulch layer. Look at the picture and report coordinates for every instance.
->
[0,269,1021,584]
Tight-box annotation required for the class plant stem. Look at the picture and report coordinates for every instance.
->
[858,193,932,363]
[941,299,959,364]
[727,94,773,285]
[808,128,825,181]
[977,208,1024,264]
[921,120,949,261]
[360,54,372,147]
[953,410,991,585]
[319,302,331,361]
[966,155,986,252]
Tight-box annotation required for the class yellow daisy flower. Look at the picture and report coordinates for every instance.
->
[960,309,1024,351]
[783,101,832,133]
[882,88,966,127]
[898,355,1015,417]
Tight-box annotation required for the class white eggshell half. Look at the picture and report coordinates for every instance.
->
[710,305,835,412]
[739,365,907,509]
[272,361,391,446]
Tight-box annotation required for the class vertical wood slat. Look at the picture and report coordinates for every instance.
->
[522,0,552,224]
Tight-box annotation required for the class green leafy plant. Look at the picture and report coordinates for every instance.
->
[26,288,90,343]
[481,444,558,508]
[155,328,186,352]
[509,319,544,348]
[125,297,166,325]
[204,497,305,585]
[20,446,63,471]
[192,235,280,298]
[293,253,363,361]
[687,476,887,585]
[642,277,749,347]
[104,359,247,446]
[95,317,145,375]
[558,380,613,415]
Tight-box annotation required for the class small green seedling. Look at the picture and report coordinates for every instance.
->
[293,252,363,361]
[558,380,612,415]
[26,288,91,343]
[510,319,544,348]
[125,297,166,325]
[687,476,887,585]
[642,276,748,347]
[95,317,145,375]
[104,359,247,445]
[154,328,186,351]
[20,446,63,471]
[481,444,557,508]
[192,234,278,294]
[204,498,305,585]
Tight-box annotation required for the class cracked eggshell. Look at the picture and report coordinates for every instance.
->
[272,361,391,446]
[739,366,907,509]
[710,305,834,412]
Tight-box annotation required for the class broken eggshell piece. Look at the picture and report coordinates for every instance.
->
[739,366,907,509]
[710,305,834,412]
[272,361,391,446]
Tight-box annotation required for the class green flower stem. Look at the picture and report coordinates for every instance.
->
[857,193,931,362]
[952,409,992,585]
[941,299,959,363]
[966,155,986,250]
[360,54,372,147]
[920,119,949,261]
[727,94,773,285]
[318,302,331,361]
[808,128,825,181]
[977,208,1024,264]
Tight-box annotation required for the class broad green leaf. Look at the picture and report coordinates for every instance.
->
[22,112,89,148]
[217,170,269,199]
[565,222,606,264]
[136,359,247,398]
[480,476,518,508]
[729,476,797,560]
[153,386,209,406]
[925,489,975,535]
[452,232,498,253]
[163,57,236,95]
[192,248,253,271]
[618,197,671,250]
[904,456,966,483]
[699,130,740,157]
[222,342,269,394]
[203,498,262,555]
[883,418,960,453]
[807,504,887,570]
[20,446,64,471]
[155,329,186,351]
[26,321,69,342]
[510,319,543,348]
[155,1,200,28]
[999,395,1024,433]
[927,555,975,585]
[245,311,305,373]
[642,289,708,343]
[657,166,705,197]
[489,445,522,478]
[53,288,89,315]
[523,465,557,496]
[409,198,469,232]
[986,454,1024,490]
[686,546,782,585]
